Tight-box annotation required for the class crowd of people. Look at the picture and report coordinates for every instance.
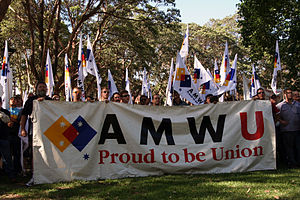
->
[0,81,299,183]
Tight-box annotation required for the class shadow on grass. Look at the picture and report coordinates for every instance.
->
[1,169,300,199]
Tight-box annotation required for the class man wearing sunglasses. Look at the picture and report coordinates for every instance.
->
[100,88,110,102]
[120,90,130,104]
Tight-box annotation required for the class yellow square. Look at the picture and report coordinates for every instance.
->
[44,116,72,152]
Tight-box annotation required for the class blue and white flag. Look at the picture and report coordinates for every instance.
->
[1,41,13,109]
[86,36,102,100]
[193,55,212,92]
[108,69,118,100]
[165,58,174,106]
[125,68,132,104]
[173,53,202,105]
[271,40,281,95]
[218,54,237,95]
[250,65,261,97]
[45,49,54,97]
[141,67,149,96]
[179,24,189,60]
[77,33,86,100]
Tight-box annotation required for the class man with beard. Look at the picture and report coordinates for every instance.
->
[20,81,52,137]
[19,82,52,185]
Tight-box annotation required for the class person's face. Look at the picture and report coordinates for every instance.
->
[121,93,129,103]
[101,89,110,99]
[9,98,17,108]
[36,83,47,97]
[293,91,299,102]
[73,88,82,101]
[257,89,265,100]
[112,94,120,102]
[285,90,293,101]
[140,97,147,105]
[152,95,160,106]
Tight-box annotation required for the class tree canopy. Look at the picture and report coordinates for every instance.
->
[238,0,300,90]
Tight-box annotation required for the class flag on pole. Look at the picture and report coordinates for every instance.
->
[165,58,174,106]
[193,55,212,91]
[1,41,13,109]
[45,49,54,97]
[108,69,118,100]
[220,41,230,86]
[271,40,281,95]
[86,36,102,100]
[141,67,149,96]
[250,64,261,98]
[199,69,219,100]
[77,33,86,100]
[214,59,220,86]
[147,74,152,101]
[173,53,202,105]
[179,24,189,60]
[64,54,72,101]
[242,75,251,100]
[125,68,132,104]
[217,54,238,95]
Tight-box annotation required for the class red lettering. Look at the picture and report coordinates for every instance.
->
[119,153,130,163]
[98,150,109,164]
[240,111,264,140]
[168,153,179,163]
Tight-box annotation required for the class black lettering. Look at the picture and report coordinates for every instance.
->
[187,115,226,144]
[98,114,126,144]
[140,117,174,145]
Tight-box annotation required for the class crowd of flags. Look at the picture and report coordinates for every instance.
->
[0,26,282,107]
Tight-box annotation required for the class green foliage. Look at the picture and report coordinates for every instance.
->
[238,0,300,90]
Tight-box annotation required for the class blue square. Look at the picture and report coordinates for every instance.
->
[180,75,191,87]
[71,116,97,152]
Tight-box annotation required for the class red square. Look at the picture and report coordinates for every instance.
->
[63,125,79,142]
[181,74,185,81]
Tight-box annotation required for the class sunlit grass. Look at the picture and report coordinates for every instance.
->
[1,168,300,199]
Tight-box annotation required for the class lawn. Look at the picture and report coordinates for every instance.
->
[1,168,300,199]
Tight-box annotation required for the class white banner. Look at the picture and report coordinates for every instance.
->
[32,100,276,184]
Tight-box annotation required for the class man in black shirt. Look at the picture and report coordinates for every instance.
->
[20,82,52,137]
[0,97,15,179]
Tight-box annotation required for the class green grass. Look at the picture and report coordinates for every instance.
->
[1,169,300,199]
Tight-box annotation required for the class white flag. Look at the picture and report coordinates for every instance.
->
[220,41,230,86]
[193,55,212,91]
[179,24,189,60]
[199,69,219,99]
[0,41,13,109]
[77,33,86,100]
[165,58,174,106]
[64,54,72,101]
[250,64,261,97]
[141,67,149,96]
[125,68,132,104]
[86,36,102,100]
[108,69,118,100]
[218,54,238,95]
[45,49,54,97]
[271,40,281,95]
[243,75,251,100]
[173,53,202,105]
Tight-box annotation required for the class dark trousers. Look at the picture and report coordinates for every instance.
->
[8,135,22,173]
[0,139,15,178]
[282,131,300,166]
